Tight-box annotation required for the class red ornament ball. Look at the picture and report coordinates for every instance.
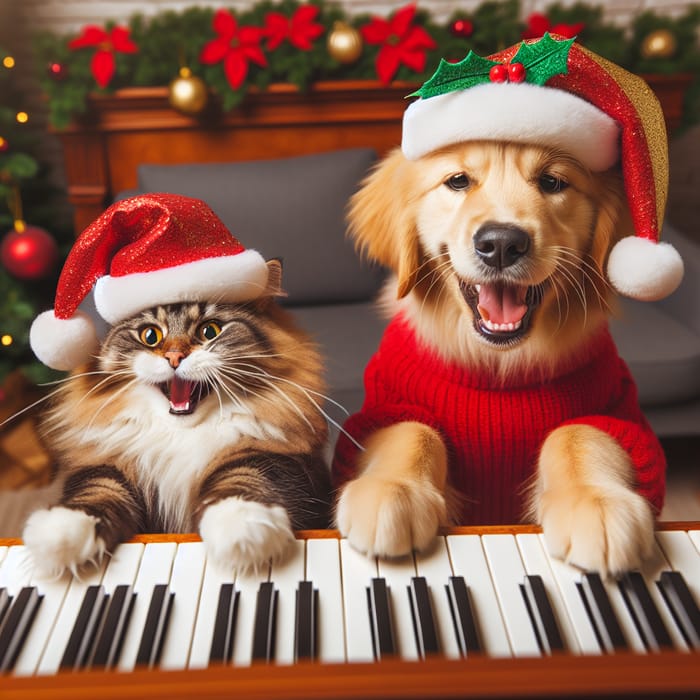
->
[489,64,508,83]
[1,225,58,280]
[47,61,68,81]
[0,137,9,152]
[450,19,474,38]
[508,62,526,83]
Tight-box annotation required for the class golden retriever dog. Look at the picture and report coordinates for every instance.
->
[332,139,668,577]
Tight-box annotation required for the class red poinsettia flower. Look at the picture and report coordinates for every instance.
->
[522,13,585,40]
[361,4,437,85]
[68,25,137,88]
[199,8,267,90]
[264,5,325,51]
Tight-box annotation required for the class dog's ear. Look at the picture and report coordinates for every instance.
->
[347,149,421,298]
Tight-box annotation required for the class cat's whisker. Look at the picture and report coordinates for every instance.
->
[81,377,140,436]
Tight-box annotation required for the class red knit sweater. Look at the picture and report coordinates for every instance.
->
[332,316,665,525]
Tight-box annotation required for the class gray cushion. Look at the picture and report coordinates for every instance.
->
[136,149,385,305]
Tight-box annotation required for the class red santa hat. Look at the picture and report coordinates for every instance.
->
[30,193,270,371]
[402,34,684,302]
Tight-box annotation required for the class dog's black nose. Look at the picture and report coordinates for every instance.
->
[473,224,530,270]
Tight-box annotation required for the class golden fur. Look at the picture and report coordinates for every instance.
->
[336,141,655,575]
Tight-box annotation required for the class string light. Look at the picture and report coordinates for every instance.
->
[1,335,13,347]
[15,111,28,124]
[2,56,15,69]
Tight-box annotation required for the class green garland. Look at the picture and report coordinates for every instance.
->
[32,0,700,129]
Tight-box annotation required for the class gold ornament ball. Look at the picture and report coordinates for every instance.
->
[327,21,363,65]
[641,29,677,59]
[168,67,209,116]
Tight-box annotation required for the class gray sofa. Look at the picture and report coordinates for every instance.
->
[119,147,700,448]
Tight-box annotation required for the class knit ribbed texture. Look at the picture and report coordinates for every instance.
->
[332,315,665,525]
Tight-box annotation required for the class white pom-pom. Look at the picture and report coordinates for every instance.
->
[607,236,684,301]
[29,309,100,371]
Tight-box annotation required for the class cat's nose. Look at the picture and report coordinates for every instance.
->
[165,350,186,368]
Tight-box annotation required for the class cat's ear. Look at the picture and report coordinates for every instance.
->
[264,259,286,299]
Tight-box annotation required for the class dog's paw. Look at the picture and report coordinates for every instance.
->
[22,506,106,579]
[539,483,655,577]
[336,474,447,558]
[199,496,295,574]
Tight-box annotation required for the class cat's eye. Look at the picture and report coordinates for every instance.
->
[538,173,569,194]
[198,321,222,342]
[139,325,163,347]
[445,173,471,191]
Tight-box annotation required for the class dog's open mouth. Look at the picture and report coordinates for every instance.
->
[459,280,543,345]
[160,376,210,415]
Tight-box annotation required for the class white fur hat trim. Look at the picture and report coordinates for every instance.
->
[94,250,268,324]
[607,236,684,301]
[29,309,100,371]
[402,82,620,171]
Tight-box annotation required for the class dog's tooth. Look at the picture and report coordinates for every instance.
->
[475,284,481,292]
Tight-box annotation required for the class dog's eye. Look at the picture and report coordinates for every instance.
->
[445,173,471,191]
[538,173,569,194]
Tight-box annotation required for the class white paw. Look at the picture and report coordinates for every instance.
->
[539,483,655,577]
[199,497,295,574]
[22,506,106,579]
[336,474,446,558]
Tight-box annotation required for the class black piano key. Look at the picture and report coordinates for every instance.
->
[251,581,277,663]
[89,584,136,669]
[520,575,565,655]
[446,576,481,656]
[407,577,439,658]
[0,586,43,672]
[60,585,107,671]
[619,571,673,652]
[578,573,627,653]
[210,583,239,664]
[657,571,700,650]
[294,581,317,662]
[0,589,11,629]
[136,584,174,669]
[367,578,395,660]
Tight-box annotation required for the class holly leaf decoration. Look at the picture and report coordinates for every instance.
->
[511,32,575,85]
[408,51,499,99]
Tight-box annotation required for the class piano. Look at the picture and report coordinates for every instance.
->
[1,523,698,699]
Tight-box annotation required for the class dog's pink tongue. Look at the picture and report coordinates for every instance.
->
[169,375,194,413]
[477,283,528,325]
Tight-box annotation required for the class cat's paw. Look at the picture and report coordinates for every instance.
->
[336,474,446,558]
[22,506,106,579]
[539,483,655,577]
[199,496,295,573]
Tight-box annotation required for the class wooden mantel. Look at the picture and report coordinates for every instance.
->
[53,75,694,234]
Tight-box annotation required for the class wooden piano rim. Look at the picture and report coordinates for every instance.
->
[2,523,698,700]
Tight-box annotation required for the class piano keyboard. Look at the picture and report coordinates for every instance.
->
[1,525,699,699]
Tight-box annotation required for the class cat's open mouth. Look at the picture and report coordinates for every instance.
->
[161,376,210,415]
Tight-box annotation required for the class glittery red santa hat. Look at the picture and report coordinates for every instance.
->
[402,34,683,301]
[30,193,270,370]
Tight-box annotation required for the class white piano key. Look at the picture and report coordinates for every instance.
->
[101,543,145,593]
[270,538,306,666]
[0,545,32,593]
[159,542,206,671]
[446,534,511,658]
[535,534,601,655]
[480,534,541,657]
[414,537,461,659]
[0,546,8,567]
[188,557,234,670]
[118,542,178,671]
[656,531,700,604]
[688,530,700,554]
[231,564,270,667]
[13,570,73,676]
[376,554,418,660]
[305,537,345,663]
[339,539,377,663]
[597,569,646,653]
[36,560,108,675]
[516,534,581,654]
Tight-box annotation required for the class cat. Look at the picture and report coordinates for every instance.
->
[22,288,332,578]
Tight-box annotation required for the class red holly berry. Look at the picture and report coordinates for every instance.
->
[508,62,526,83]
[489,64,507,83]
